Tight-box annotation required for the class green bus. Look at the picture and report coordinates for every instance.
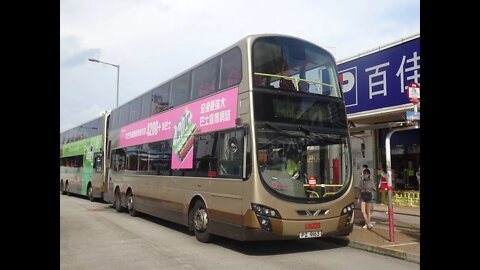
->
[60,113,109,201]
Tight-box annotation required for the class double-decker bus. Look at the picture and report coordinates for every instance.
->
[106,34,354,242]
[60,113,109,201]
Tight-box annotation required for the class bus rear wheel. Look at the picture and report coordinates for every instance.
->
[114,191,123,212]
[192,200,212,243]
[60,181,66,195]
[127,192,137,217]
[65,183,70,196]
[88,185,94,202]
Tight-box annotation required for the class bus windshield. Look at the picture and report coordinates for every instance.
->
[252,36,341,97]
[256,124,351,201]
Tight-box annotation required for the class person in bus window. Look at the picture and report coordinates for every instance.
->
[279,78,295,91]
[278,62,295,91]
[286,150,304,181]
[298,80,309,92]
[286,153,298,179]
[226,69,241,87]
[198,80,216,97]
[198,68,217,97]
[117,157,124,171]
[253,74,271,88]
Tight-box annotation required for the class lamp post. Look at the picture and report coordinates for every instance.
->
[88,58,120,107]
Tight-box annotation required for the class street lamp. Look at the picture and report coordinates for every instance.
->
[88,58,120,107]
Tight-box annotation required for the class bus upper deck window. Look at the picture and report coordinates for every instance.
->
[226,69,241,87]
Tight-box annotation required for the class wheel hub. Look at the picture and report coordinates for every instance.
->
[128,196,133,210]
[194,209,208,231]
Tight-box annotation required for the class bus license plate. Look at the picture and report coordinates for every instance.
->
[299,231,322,238]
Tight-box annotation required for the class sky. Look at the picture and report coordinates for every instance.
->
[60,0,419,132]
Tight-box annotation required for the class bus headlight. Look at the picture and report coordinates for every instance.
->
[251,203,282,218]
[251,203,282,232]
[257,216,272,232]
[342,203,355,224]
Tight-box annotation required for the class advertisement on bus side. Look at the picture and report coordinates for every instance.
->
[119,87,239,169]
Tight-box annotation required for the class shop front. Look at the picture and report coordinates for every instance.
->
[337,33,420,207]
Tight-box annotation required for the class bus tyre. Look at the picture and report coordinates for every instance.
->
[60,182,66,195]
[192,200,212,243]
[127,192,137,217]
[65,183,70,196]
[114,191,123,212]
[88,185,94,202]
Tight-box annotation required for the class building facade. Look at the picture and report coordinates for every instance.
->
[338,33,420,206]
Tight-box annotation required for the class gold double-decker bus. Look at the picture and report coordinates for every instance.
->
[104,34,354,242]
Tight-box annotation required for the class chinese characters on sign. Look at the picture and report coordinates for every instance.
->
[338,37,420,114]
[199,98,231,127]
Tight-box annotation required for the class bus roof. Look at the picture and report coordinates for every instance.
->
[111,33,332,112]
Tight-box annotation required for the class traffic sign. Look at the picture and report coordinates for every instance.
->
[407,82,420,104]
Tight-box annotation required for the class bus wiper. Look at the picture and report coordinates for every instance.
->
[314,133,342,144]
[264,122,283,133]
[298,124,341,143]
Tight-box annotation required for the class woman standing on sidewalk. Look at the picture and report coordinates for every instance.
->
[359,168,376,229]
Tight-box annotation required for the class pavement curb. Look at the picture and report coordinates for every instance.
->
[323,237,420,264]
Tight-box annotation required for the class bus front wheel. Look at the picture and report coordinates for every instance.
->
[192,200,212,243]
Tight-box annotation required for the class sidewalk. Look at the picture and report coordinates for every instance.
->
[333,203,420,264]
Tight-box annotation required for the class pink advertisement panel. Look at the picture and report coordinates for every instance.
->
[119,87,239,169]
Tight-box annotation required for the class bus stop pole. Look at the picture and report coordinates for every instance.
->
[385,124,419,243]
